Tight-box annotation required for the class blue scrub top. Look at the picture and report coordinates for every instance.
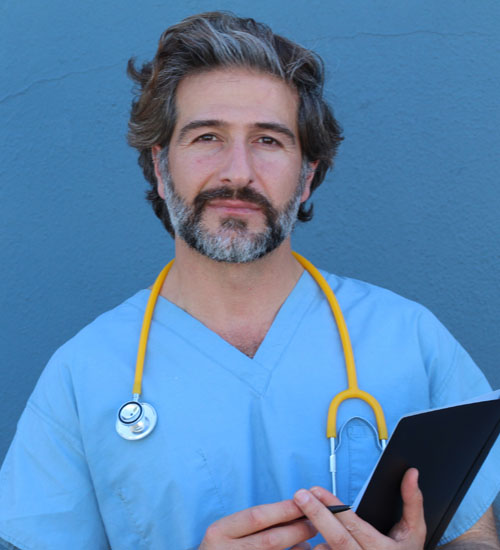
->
[0,270,498,549]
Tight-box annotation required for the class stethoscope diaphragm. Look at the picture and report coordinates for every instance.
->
[116,400,157,440]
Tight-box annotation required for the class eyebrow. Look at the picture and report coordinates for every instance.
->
[254,122,296,144]
[177,120,223,143]
[176,119,297,144]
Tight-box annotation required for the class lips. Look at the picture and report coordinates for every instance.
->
[193,186,275,222]
[207,199,262,213]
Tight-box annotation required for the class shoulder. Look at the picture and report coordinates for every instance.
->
[60,290,148,354]
[45,290,149,375]
[25,291,150,432]
[321,268,491,401]
[320,268,441,327]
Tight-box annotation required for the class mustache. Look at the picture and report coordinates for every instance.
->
[193,186,278,221]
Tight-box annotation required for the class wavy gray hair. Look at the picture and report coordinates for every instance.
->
[128,11,343,236]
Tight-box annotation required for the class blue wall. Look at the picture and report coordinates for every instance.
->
[1,0,499,521]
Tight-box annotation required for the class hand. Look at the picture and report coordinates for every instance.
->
[293,468,426,550]
[199,499,318,550]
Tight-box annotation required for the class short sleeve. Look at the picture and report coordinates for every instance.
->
[0,351,109,550]
[432,342,500,544]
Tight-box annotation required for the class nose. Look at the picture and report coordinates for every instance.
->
[218,141,255,187]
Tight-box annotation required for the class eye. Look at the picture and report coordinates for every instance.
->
[257,136,281,146]
[193,133,219,143]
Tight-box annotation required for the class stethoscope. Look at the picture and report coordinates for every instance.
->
[116,252,388,494]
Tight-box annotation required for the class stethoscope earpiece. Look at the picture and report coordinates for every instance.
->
[116,400,157,440]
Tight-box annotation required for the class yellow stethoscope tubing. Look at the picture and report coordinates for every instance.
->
[132,253,388,444]
[132,259,174,397]
[291,252,388,442]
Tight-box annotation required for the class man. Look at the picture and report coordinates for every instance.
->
[0,12,498,550]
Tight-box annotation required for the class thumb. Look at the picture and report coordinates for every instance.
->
[389,468,426,545]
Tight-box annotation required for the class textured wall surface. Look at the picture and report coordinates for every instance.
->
[1,0,499,526]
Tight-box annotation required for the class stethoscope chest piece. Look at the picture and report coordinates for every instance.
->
[116,400,157,440]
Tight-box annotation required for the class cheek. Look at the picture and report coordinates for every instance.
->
[169,154,218,197]
[254,156,302,194]
[193,156,217,173]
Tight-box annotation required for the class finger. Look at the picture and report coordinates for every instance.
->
[219,499,304,538]
[389,468,426,544]
[290,542,312,550]
[294,489,360,550]
[401,469,425,531]
[308,485,343,506]
[244,518,317,549]
[309,486,390,549]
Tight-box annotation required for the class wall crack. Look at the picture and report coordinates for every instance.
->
[0,61,124,105]
[306,29,490,44]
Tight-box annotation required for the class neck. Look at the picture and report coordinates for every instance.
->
[159,239,303,356]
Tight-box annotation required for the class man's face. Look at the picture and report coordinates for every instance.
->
[154,68,315,262]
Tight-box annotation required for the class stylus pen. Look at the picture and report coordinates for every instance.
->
[297,504,351,520]
[325,505,351,514]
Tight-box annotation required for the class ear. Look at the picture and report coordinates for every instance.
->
[152,145,166,200]
[301,160,319,203]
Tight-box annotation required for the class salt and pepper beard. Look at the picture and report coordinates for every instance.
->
[158,151,310,263]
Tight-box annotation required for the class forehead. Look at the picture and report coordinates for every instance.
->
[173,68,299,133]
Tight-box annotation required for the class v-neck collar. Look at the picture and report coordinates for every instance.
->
[131,269,322,395]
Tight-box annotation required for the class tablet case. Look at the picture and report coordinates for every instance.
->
[354,391,500,549]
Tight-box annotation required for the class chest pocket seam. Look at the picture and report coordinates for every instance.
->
[196,448,228,518]
[118,487,150,547]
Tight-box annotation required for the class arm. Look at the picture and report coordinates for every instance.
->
[438,508,499,550]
